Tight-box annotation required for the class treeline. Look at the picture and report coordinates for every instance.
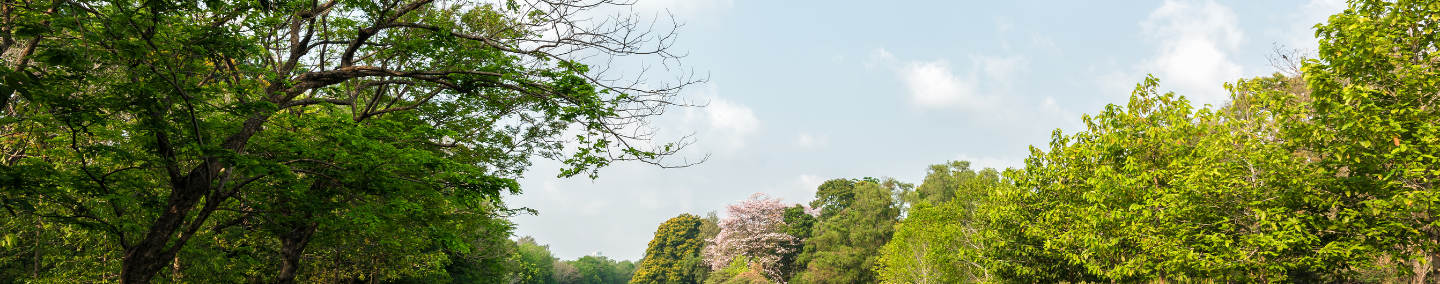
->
[629,171,989,284]
[511,237,638,284]
[632,1,1439,283]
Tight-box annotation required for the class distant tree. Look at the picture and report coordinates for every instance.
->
[554,261,582,284]
[699,211,722,242]
[613,260,638,283]
[439,225,521,284]
[810,180,858,220]
[632,214,706,284]
[512,236,559,284]
[907,161,982,205]
[793,179,903,284]
[704,193,799,282]
[574,256,617,284]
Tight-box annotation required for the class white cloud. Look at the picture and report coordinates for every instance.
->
[1139,0,1245,106]
[684,84,760,151]
[796,132,829,149]
[975,54,1028,87]
[1031,34,1059,52]
[889,53,1025,112]
[871,49,1067,131]
[873,49,1027,113]
[703,99,759,149]
[897,59,983,108]
[995,16,1014,32]
[866,48,896,69]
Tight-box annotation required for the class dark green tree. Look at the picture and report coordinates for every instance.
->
[809,179,857,220]
[776,205,816,281]
[0,0,698,282]
[793,179,904,284]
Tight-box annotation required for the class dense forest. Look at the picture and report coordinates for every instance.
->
[0,0,1437,283]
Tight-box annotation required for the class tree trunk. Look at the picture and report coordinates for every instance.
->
[276,222,319,284]
[118,169,216,284]
[118,114,273,284]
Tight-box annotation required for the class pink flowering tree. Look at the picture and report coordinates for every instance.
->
[704,193,801,282]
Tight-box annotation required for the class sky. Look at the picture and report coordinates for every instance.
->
[504,0,1348,261]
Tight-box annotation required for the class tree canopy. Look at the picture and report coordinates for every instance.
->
[0,0,695,282]
[632,213,706,284]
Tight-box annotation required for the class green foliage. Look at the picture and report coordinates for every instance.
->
[995,76,1336,282]
[0,0,691,282]
[809,179,857,220]
[877,162,1005,284]
[1291,0,1440,279]
[907,161,979,205]
[776,205,817,280]
[568,255,634,284]
[632,213,706,284]
[699,211,722,243]
[793,179,904,284]
[513,237,559,284]
[704,256,773,284]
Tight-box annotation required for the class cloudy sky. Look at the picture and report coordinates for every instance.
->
[505,0,1347,261]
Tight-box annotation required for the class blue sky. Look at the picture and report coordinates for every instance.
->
[504,0,1346,261]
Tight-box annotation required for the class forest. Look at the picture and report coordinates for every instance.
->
[0,0,1436,283]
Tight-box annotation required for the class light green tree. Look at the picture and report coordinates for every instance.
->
[877,162,1004,284]
[510,236,559,284]
[1283,0,1440,280]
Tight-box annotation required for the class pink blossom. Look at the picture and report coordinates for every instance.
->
[703,193,799,282]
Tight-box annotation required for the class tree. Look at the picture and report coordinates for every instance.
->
[877,163,1004,284]
[776,204,817,281]
[906,161,984,205]
[810,179,858,220]
[793,178,904,284]
[512,236,559,284]
[704,193,798,283]
[555,260,582,284]
[704,256,774,284]
[1286,0,1440,280]
[0,0,697,282]
[573,256,617,284]
[632,213,706,284]
[994,76,1336,282]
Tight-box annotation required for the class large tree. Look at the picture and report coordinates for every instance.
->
[877,162,1004,284]
[703,193,798,283]
[792,178,904,284]
[0,0,697,282]
[632,213,706,284]
[1286,0,1440,279]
